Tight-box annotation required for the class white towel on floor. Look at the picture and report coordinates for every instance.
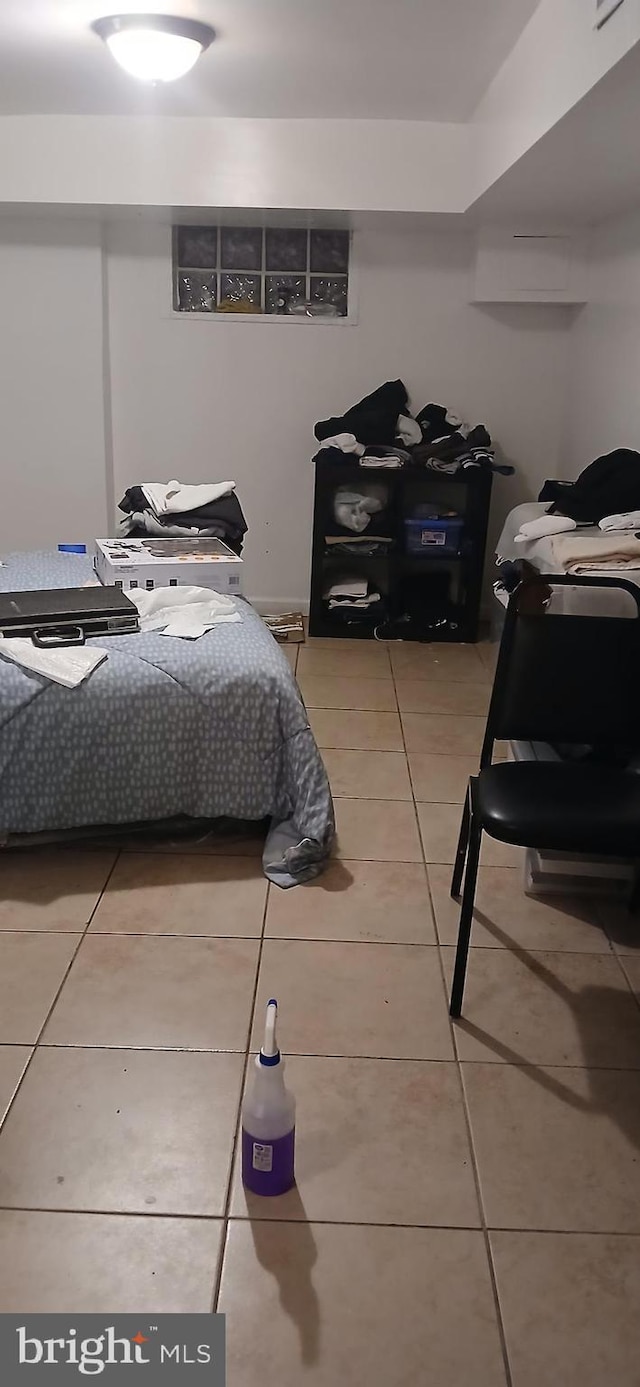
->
[141,480,235,517]
[129,585,241,639]
[0,638,108,687]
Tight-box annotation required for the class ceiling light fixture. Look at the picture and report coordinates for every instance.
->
[92,14,216,82]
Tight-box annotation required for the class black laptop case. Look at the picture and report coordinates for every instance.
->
[0,586,139,645]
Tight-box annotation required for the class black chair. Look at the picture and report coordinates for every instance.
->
[449,573,640,1018]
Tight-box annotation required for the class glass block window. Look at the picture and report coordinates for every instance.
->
[173,226,350,317]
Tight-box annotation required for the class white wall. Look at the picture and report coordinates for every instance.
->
[0,218,109,551]
[472,0,640,200]
[564,208,640,475]
[106,220,574,607]
[0,117,471,215]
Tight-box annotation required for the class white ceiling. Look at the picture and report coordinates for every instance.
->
[0,0,539,120]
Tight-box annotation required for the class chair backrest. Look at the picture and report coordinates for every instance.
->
[482,574,640,764]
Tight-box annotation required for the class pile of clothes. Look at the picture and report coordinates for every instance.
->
[313,379,514,477]
[323,575,382,617]
[119,480,248,555]
[539,449,640,524]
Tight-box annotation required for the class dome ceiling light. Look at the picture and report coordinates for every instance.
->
[92,14,216,83]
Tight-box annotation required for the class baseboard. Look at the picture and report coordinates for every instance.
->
[248,597,310,616]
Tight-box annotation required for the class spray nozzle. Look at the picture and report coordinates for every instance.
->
[259,998,281,1066]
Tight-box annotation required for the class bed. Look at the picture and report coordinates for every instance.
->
[496,502,640,597]
[0,550,334,887]
[493,503,638,896]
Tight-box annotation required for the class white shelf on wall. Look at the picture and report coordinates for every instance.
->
[471,228,589,305]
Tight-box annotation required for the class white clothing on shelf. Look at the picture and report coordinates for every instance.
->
[328,593,381,610]
[317,434,365,456]
[360,455,403,469]
[325,578,368,600]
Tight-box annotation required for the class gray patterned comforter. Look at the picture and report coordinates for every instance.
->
[0,551,334,886]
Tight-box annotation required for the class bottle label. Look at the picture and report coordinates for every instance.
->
[252,1142,273,1173]
[242,1127,295,1196]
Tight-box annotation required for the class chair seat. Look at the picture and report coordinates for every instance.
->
[477,762,640,855]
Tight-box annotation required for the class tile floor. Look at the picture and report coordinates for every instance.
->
[1,635,640,1383]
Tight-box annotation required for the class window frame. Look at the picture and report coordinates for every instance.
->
[170,225,356,325]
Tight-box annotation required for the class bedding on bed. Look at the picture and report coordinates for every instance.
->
[0,551,334,887]
[551,532,640,573]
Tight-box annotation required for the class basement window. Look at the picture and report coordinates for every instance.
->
[172,225,350,318]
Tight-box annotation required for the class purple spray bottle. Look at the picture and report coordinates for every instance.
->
[242,998,296,1196]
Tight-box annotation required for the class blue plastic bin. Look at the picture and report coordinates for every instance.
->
[404,514,463,557]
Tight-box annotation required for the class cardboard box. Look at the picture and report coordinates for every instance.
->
[95,537,243,596]
[262,612,305,643]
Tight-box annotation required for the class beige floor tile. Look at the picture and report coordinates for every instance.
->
[0,1047,243,1215]
[417,803,523,867]
[0,934,78,1043]
[219,1222,507,1387]
[298,675,397,711]
[492,1230,640,1387]
[0,1210,223,1312]
[0,849,116,931]
[266,859,435,945]
[89,853,267,937]
[232,1056,479,1226]
[444,948,640,1067]
[396,679,490,717]
[334,799,422,862]
[0,1047,32,1124]
[402,712,486,757]
[417,802,467,865]
[305,635,385,651]
[477,642,499,678]
[390,643,488,682]
[44,935,259,1050]
[596,897,640,956]
[463,1062,640,1232]
[429,864,612,952]
[309,709,403,752]
[323,749,411,800]
[253,939,453,1059]
[297,646,392,680]
[409,753,478,803]
[618,955,640,1000]
[280,644,299,673]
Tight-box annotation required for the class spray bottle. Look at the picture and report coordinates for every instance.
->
[242,999,296,1196]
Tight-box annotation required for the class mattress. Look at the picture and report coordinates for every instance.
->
[0,550,334,887]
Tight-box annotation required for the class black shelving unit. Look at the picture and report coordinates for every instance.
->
[309,455,492,642]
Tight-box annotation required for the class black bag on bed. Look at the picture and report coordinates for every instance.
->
[539,448,640,523]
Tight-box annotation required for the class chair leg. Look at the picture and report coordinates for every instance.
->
[449,816,482,1019]
[451,787,471,900]
[628,864,640,915]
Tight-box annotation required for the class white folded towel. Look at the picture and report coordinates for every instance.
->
[140,481,235,517]
[129,585,241,639]
[599,511,640,532]
[0,638,108,688]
